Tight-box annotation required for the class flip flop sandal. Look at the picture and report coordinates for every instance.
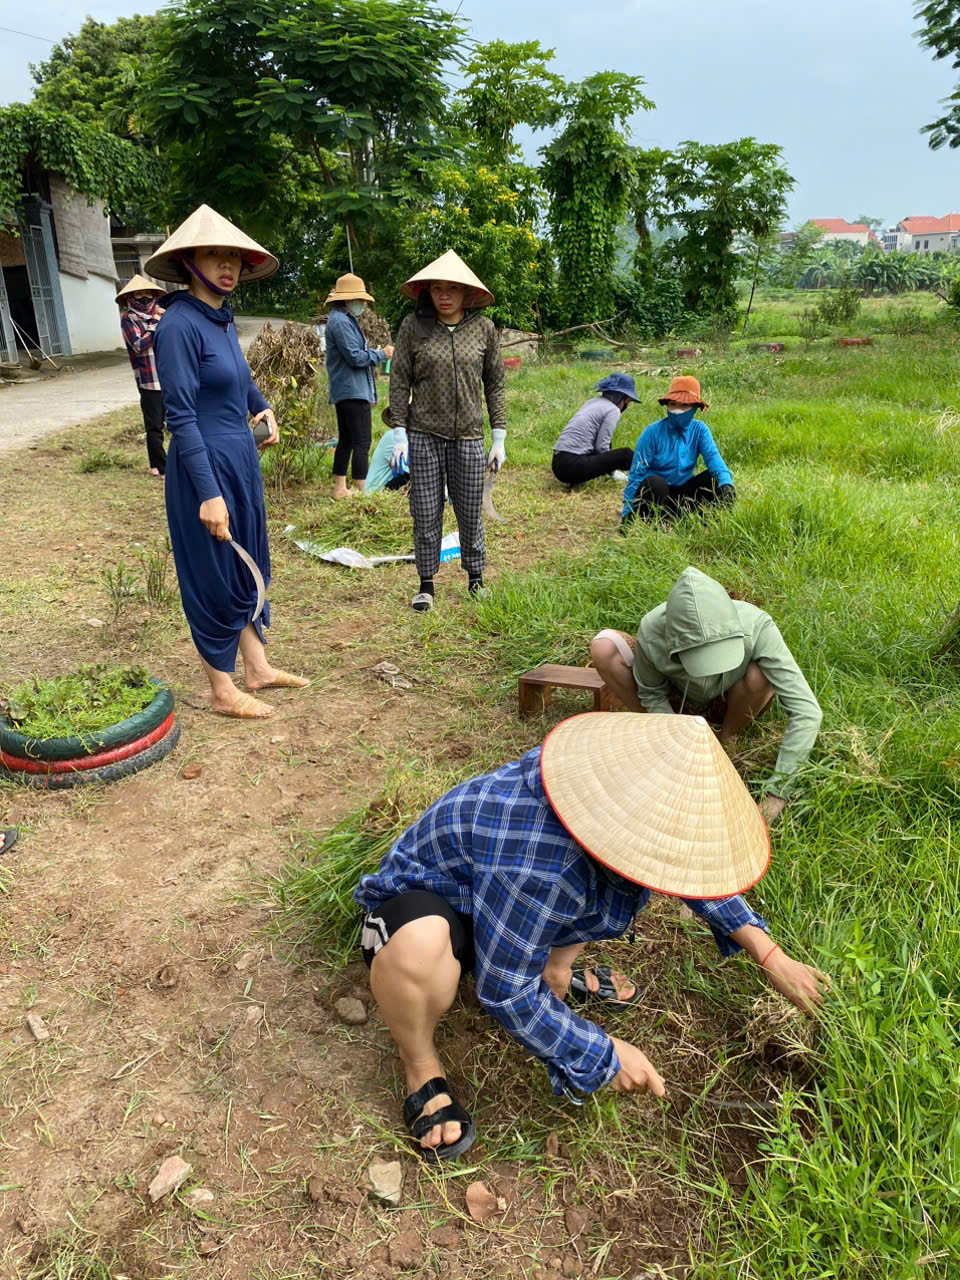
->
[0,829,18,856]
[568,966,640,1007]
[411,592,434,612]
[212,692,274,720]
[402,1076,475,1162]
[248,672,310,689]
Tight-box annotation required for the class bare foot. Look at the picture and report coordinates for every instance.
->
[210,689,273,719]
[332,487,354,500]
[404,1057,461,1152]
[244,668,309,691]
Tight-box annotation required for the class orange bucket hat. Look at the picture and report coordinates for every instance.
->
[658,375,708,410]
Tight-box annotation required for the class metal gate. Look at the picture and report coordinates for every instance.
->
[19,197,71,358]
[0,267,16,365]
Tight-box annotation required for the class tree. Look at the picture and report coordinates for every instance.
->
[0,104,158,226]
[453,40,564,166]
[372,161,542,330]
[856,214,885,234]
[659,138,794,317]
[141,0,465,246]
[540,72,653,324]
[30,15,161,142]
[915,1,960,148]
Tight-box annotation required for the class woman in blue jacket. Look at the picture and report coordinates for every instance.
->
[324,273,394,499]
[621,376,735,528]
[148,204,308,720]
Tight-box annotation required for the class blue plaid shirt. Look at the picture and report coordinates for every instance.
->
[355,747,768,1097]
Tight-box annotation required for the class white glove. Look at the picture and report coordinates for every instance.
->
[391,426,408,473]
[487,428,506,472]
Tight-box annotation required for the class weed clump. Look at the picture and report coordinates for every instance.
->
[3,664,156,738]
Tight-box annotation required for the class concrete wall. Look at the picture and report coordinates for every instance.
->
[58,271,123,354]
[909,230,958,253]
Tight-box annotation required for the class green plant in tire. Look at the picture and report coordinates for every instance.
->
[4,665,156,740]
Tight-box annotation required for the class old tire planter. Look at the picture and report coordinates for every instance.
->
[0,682,173,762]
[0,719,181,790]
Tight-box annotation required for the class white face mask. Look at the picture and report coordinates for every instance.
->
[347,300,366,317]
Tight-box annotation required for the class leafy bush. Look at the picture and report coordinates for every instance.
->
[77,449,135,473]
[816,286,862,326]
[3,665,155,738]
[613,258,696,340]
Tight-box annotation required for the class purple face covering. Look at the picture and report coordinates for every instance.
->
[179,253,236,297]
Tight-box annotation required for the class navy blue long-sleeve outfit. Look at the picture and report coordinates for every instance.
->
[154,292,271,671]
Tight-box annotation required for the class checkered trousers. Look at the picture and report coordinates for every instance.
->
[408,431,486,579]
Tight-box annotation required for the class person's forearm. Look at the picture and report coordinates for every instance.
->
[728,924,774,963]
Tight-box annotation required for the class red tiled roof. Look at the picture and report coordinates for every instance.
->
[900,214,960,234]
[811,218,871,235]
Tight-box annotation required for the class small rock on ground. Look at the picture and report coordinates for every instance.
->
[148,1156,192,1203]
[334,996,367,1025]
[183,1188,214,1208]
[367,1159,402,1205]
[307,1176,325,1203]
[25,1013,50,1042]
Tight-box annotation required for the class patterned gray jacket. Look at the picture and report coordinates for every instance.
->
[388,310,506,441]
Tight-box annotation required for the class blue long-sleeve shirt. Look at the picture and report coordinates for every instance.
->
[325,305,385,405]
[621,416,733,517]
[355,747,767,1097]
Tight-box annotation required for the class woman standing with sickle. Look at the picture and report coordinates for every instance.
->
[148,205,308,719]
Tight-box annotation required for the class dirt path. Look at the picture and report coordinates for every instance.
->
[0,317,280,455]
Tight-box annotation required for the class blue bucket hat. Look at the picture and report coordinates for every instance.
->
[596,372,641,402]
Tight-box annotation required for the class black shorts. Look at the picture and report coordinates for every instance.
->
[360,890,474,971]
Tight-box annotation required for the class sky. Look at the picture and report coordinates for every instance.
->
[1,0,957,229]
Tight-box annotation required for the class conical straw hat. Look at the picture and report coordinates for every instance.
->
[401,249,493,308]
[143,204,279,284]
[540,712,769,899]
[115,274,165,304]
[325,272,375,305]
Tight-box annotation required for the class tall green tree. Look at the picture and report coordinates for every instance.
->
[915,1,960,148]
[659,138,794,317]
[540,72,653,324]
[30,16,160,143]
[141,0,465,246]
[454,39,564,166]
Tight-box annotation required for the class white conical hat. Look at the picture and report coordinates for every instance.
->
[143,204,279,284]
[540,712,769,899]
[115,274,166,304]
[401,249,493,308]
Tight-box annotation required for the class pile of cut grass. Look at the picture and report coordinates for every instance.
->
[3,664,156,739]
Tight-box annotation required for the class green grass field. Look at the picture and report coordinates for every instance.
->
[276,329,960,1278]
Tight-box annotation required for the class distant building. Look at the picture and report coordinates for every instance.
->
[111,230,167,287]
[810,218,878,247]
[0,169,123,363]
[895,215,960,254]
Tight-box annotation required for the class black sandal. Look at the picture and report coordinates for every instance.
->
[568,965,639,1007]
[0,829,17,857]
[402,1076,475,1162]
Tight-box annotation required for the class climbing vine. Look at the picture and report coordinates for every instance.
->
[0,104,158,225]
[539,73,653,325]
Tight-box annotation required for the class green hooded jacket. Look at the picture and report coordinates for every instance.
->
[633,567,822,798]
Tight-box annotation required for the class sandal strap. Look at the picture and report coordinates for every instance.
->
[409,1100,471,1141]
[402,1076,450,1126]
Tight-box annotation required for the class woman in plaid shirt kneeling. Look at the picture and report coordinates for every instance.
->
[354,712,828,1161]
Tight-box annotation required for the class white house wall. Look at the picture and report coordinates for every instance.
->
[58,272,122,354]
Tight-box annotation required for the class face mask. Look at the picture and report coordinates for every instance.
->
[347,301,366,317]
[666,406,695,426]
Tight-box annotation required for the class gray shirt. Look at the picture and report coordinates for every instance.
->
[553,397,621,456]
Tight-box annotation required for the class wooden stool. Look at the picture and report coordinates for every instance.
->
[518,664,620,719]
